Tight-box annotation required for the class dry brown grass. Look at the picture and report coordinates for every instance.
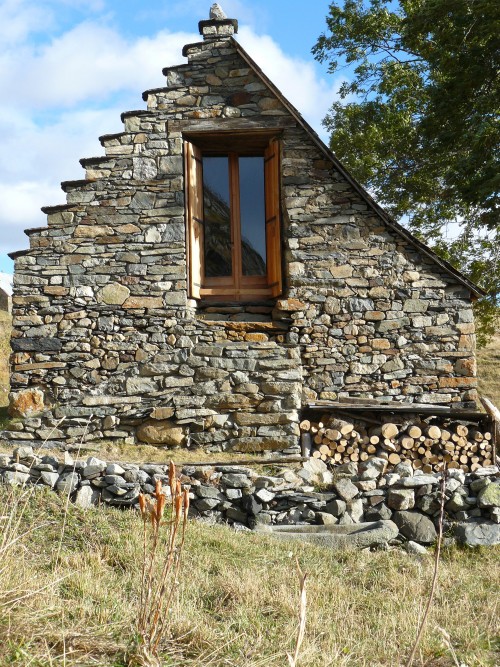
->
[0,310,11,409]
[0,485,498,667]
[477,334,500,408]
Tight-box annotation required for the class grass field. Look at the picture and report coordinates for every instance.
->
[0,310,11,411]
[477,335,500,408]
[1,485,498,667]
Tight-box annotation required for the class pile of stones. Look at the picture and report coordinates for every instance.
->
[1,446,498,548]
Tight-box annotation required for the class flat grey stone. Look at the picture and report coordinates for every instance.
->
[393,462,413,478]
[13,446,34,460]
[334,478,359,501]
[324,498,346,517]
[1,470,29,485]
[359,457,387,480]
[393,511,437,544]
[347,498,364,523]
[194,497,220,511]
[388,488,415,510]
[255,488,275,503]
[56,472,79,495]
[86,456,107,469]
[254,520,398,550]
[103,474,127,485]
[473,466,498,477]
[446,491,469,513]
[82,465,105,479]
[40,471,59,487]
[195,485,224,500]
[316,512,338,525]
[454,519,500,546]
[398,475,440,488]
[75,486,99,508]
[225,488,242,500]
[470,477,491,494]
[405,541,429,556]
[220,473,252,489]
[226,507,248,524]
[241,495,262,515]
[106,484,129,496]
[477,483,500,508]
[10,463,31,474]
[106,463,126,475]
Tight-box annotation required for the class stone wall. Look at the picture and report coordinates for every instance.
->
[8,18,479,451]
[1,446,498,548]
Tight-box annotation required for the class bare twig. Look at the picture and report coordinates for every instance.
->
[287,558,307,667]
[405,466,447,666]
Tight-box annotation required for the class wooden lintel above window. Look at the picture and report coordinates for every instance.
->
[171,116,296,134]
[184,129,281,154]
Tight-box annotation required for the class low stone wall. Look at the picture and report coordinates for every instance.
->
[1,446,498,547]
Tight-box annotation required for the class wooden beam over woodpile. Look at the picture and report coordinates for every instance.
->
[300,403,495,473]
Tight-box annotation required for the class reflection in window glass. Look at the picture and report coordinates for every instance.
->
[239,157,266,276]
[203,157,232,277]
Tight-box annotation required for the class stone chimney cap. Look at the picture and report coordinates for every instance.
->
[199,3,237,40]
[210,3,227,20]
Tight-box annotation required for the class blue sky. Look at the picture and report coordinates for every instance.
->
[0,0,341,290]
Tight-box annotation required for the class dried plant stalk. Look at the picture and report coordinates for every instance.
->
[287,558,307,667]
[405,466,447,666]
[129,462,189,667]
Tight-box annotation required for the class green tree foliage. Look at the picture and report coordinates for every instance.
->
[313,0,500,343]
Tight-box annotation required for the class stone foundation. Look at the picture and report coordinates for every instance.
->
[2,446,498,547]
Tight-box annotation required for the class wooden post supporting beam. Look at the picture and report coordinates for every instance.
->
[480,396,500,467]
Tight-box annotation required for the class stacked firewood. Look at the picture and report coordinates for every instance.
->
[300,416,494,473]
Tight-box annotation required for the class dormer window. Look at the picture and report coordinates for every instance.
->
[184,133,282,301]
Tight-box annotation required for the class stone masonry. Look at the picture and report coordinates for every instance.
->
[2,446,499,547]
[7,8,482,452]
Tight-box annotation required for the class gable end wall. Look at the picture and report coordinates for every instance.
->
[7,36,477,451]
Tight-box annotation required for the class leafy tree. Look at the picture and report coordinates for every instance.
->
[313,0,500,343]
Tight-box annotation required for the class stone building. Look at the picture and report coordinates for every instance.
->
[0,287,11,313]
[7,6,483,452]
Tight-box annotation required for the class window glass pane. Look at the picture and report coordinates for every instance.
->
[203,157,232,277]
[239,157,266,276]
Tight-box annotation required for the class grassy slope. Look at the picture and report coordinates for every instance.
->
[0,310,11,410]
[1,486,498,667]
[477,334,500,408]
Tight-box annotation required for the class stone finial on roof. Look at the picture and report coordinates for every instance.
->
[210,3,227,20]
[199,4,238,40]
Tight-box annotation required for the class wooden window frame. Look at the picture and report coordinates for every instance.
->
[184,132,282,302]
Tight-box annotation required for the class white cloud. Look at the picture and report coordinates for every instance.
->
[0,8,341,261]
[0,24,196,110]
[237,27,342,140]
[0,0,54,46]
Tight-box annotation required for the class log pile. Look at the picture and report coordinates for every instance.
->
[300,415,494,473]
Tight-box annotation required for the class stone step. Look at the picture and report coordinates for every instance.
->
[61,179,91,193]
